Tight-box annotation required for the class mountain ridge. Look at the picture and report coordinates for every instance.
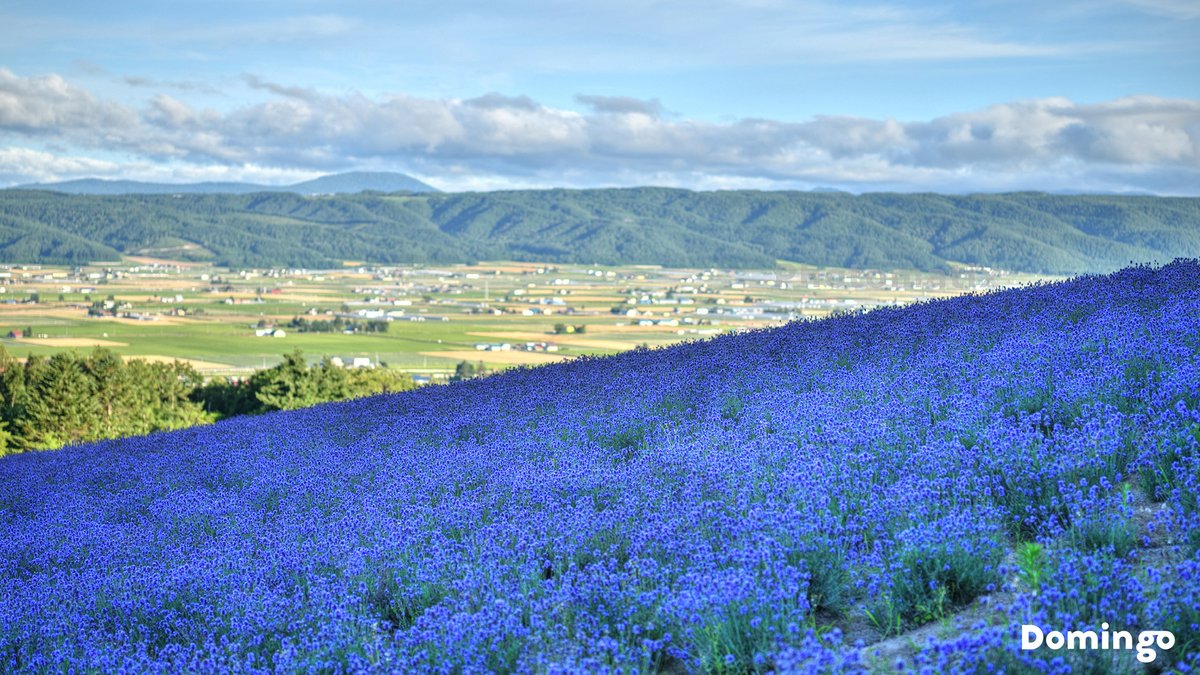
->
[0,188,1196,274]
[10,171,439,195]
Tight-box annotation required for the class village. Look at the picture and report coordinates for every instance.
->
[0,258,1049,381]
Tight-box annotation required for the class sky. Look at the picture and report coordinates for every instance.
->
[0,0,1197,193]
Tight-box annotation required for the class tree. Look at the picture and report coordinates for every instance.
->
[347,367,416,395]
[252,349,319,411]
[17,353,100,449]
[451,360,489,382]
[0,346,28,422]
[313,358,352,401]
[0,347,27,454]
[126,359,210,432]
[0,420,13,457]
[192,377,258,418]
[82,348,135,438]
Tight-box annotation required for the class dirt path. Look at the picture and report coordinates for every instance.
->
[844,487,1179,670]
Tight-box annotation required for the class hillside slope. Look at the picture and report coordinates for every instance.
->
[2,260,1198,671]
[0,188,1196,273]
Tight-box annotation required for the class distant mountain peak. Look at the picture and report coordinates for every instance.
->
[11,171,439,196]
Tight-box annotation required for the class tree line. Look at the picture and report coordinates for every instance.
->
[0,347,416,456]
[193,350,415,418]
[287,316,390,334]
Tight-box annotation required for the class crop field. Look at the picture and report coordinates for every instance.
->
[0,259,1048,378]
[2,261,1198,672]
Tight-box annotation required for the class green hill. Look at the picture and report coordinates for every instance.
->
[0,188,1196,273]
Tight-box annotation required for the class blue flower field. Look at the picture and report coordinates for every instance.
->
[2,260,1199,673]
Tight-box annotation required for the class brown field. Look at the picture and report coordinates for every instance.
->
[563,294,626,302]
[0,307,192,326]
[123,355,234,370]
[0,306,88,318]
[17,337,129,347]
[123,256,206,268]
[102,315,192,326]
[112,280,205,291]
[420,349,570,365]
[475,263,547,273]
[272,293,343,302]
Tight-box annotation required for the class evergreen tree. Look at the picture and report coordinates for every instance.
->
[252,349,319,411]
[127,359,210,432]
[17,353,100,449]
[83,348,136,437]
[0,420,13,457]
[0,346,29,425]
[313,358,352,401]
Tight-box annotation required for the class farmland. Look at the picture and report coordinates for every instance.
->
[1,260,1196,672]
[0,258,1051,380]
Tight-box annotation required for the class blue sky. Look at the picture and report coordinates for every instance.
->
[1,0,1197,193]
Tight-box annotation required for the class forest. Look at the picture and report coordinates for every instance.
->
[1,188,1197,273]
[0,348,417,455]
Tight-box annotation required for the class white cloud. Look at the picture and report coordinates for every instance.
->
[1,70,1197,194]
[0,147,119,184]
[0,68,135,133]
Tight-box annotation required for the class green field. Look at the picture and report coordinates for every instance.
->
[0,259,1055,378]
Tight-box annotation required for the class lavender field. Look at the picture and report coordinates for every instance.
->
[2,260,1199,673]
